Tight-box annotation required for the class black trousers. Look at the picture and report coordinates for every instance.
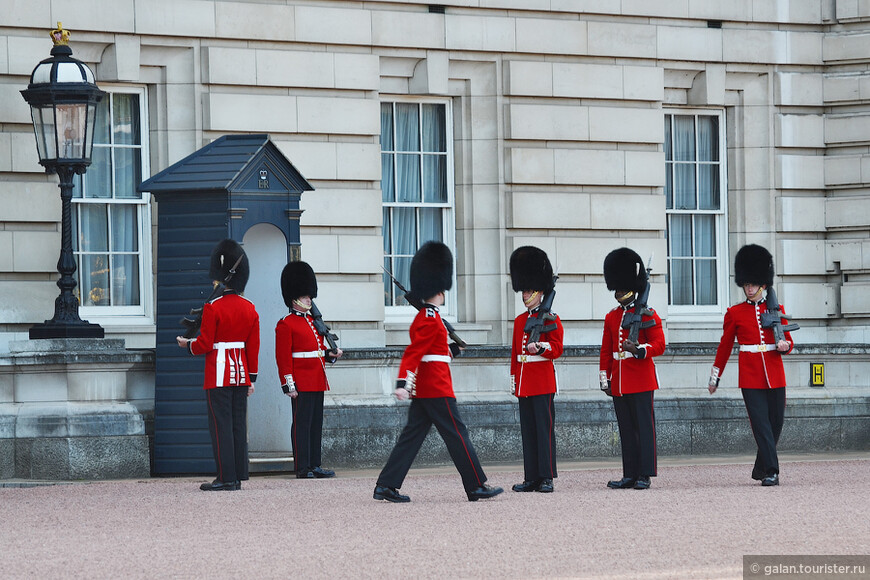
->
[378,397,488,493]
[205,386,249,483]
[742,387,786,478]
[292,391,325,472]
[612,390,657,479]
[518,393,557,482]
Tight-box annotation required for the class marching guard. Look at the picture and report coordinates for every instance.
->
[708,244,795,486]
[177,239,260,491]
[374,241,503,503]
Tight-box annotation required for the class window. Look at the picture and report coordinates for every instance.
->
[71,88,150,317]
[381,101,455,313]
[665,111,727,312]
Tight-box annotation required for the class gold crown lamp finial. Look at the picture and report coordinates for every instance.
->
[50,22,70,46]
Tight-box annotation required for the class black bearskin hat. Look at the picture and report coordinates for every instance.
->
[603,247,646,293]
[281,261,318,307]
[734,244,774,287]
[510,246,555,293]
[209,239,249,291]
[409,241,453,301]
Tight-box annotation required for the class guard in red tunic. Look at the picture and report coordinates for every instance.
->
[508,246,563,493]
[708,244,795,487]
[374,241,503,503]
[600,248,665,490]
[176,239,260,491]
[276,261,342,479]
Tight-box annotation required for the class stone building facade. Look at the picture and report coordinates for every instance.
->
[1,0,868,475]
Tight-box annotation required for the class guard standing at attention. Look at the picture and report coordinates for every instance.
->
[374,241,503,503]
[276,261,342,479]
[509,246,563,494]
[177,239,260,492]
[707,244,795,487]
[600,248,665,490]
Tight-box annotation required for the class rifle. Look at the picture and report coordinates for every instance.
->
[180,253,244,339]
[620,257,656,343]
[760,286,800,343]
[382,266,467,348]
[523,277,559,343]
[310,300,340,359]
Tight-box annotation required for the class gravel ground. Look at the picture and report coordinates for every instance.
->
[2,454,868,579]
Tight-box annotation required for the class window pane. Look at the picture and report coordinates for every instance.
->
[111,205,139,252]
[394,256,412,306]
[85,147,112,198]
[395,103,420,152]
[670,215,692,257]
[665,162,673,209]
[382,208,391,254]
[391,207,417,256]
[381,153,395,202]
[396,154,421,203]
[674,164,696,210]
[694,215,716,258]
[93,99,110,145]
[422,155,447,203]
[72,174,83,199]
[384,257,393,306]
[380,103,394,150]
[114,148,141,198]
[696,259,717,305]
[81,254,110,306]
[79,204,109,252]
[673,115,695,161]
[422,104,446,152]
[670,258,693,305]
[419,208,443,243]
[112,254,140,306]
[698,116,718,162]
[113,94,140,145]
[664,115,672,162]
[698,164,719,210]
[71,206,79,251]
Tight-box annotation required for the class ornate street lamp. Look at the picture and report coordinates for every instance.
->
[20,23,105,339]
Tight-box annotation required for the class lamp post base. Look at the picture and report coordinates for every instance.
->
[29,321,105,339]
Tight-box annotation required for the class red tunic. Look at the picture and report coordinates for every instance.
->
[599,304,665,396]
[275,311,331,392]
[712,300,794,390]
[510,309,564,397]
[189,292,260,389]
[397,305,454,399]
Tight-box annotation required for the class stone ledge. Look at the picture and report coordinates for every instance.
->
[319,395,870,469]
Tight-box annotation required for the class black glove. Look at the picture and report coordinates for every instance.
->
[622,340,645,359]
[449,343,462,358]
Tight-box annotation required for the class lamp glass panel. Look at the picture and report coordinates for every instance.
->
[56,103,87,159]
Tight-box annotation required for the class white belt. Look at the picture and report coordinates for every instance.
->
[292,350,325,359]
[421,355,451,363]
[517,355,548,363]
[214,342,246,387]
[739,344,776,353]
[613,351,637,360]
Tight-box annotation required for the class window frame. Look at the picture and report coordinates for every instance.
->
[75,85,153,324]
[664,108,729,318]
[380,96,457,323]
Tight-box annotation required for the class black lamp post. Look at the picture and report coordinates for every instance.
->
[20,23,105,339]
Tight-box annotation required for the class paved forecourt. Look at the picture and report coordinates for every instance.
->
[1,453,868,579]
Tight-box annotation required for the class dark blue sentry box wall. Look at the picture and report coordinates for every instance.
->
[139,134,312,475]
